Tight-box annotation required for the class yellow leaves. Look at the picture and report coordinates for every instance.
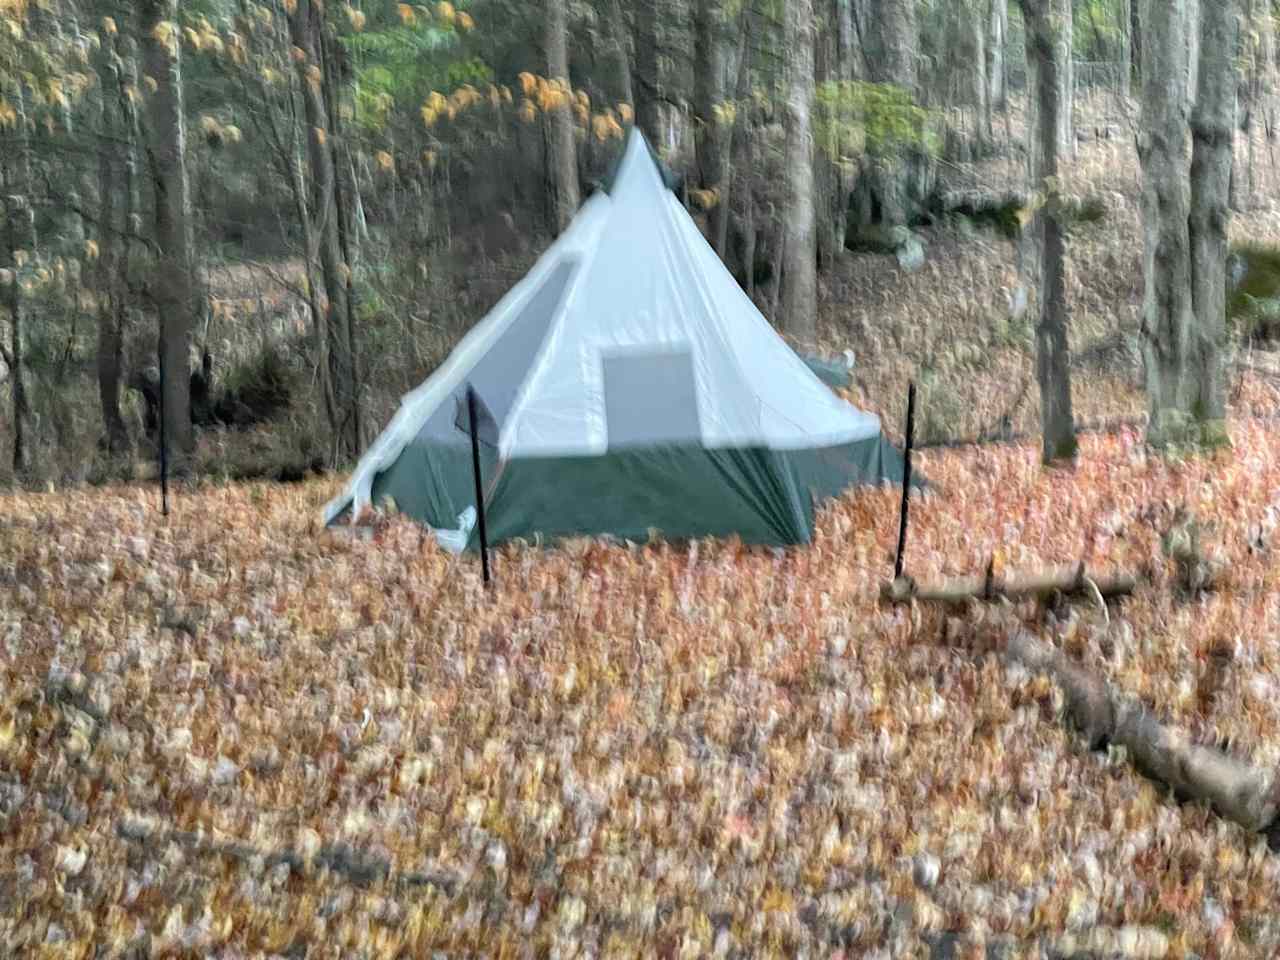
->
[184,26,203,51]
[437,2,456,25]
[421,149,437,169]
[144,75,159,94]
[375,150,395,173]
[711,101,737,127]
[518,72,537,96]
[101,15,116,36]
[312,125,326,145]
[290,44,307,64]
[591,111,624,143]
[517,99,537,124]
[617,102,634,124]
[83,239,99,262]
[457,10,474,30]
[397,3,416,25]
[689,188,720,211]
[283,0,298,12]
[344,4,366,31]
[0,99,14,129]
[306,64,323,89]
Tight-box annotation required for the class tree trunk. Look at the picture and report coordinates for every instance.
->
[288,0,359,461]
[607,0,634,106]
[988,0,1008,111]
[972,0,991,154]
[1138,0,1197,447]
[715,8,752,260]
[546,0,580,233]
[836,0,857,82]
[95,25,129,456]
[1020,0,1077,463]
[1130,0,1142,90]
[693,0,723,205]
[1187,0,1238,446]
[1059,0,1073,153]
[633,0,662,147]
[5,81,33,476]
[866,0,918,227]
[139,0,196,462]
[783,0,818,348]
[1186,0,1201,106]
[1119,0,1132,101]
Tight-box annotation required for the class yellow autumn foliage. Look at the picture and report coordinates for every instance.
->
[83,239,98,262]
[437,2,456,24]
[375,150,395,172]
[518,71,537,96]
[344,5,366,31]
[397,3,415,25]
[518,99,537,123]
[101,15,116,36]
[0,100,14,128]
[457,11,474,30]
[617,102,634,124]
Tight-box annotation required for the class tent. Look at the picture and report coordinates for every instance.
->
[323,129,910,550]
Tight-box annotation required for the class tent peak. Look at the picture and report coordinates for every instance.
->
[598,126,681,196]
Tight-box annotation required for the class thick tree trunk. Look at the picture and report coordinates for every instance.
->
[1138,0,1197,448]
[546,0,580,233]
[692,0,723,199]
[5,83,33,475]
[633,0,662,147]
[866,0,918,227]
[139,0,196,462]
[1058,0,1073,152]
[1187,0,1238,445]
[836,0,857,82]
[1130,0,1142,90]
[96,27,129,456]
[607,0,634,106]
[783,0,818,348]
[1020,0,1077,463]
[1186,0,1201,106]
[288,0,359,461]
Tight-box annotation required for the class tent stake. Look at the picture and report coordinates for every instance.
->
[894,382,916,580]
[467,386,492,587]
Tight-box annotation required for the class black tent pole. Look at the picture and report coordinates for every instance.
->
[467,386,491,587]
[894,381,916,581]
[158,338,169,518]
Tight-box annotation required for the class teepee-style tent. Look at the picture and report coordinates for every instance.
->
[323,129,909,550]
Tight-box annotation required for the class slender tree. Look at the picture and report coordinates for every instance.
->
[1187,0,1239,446]
[1019,0,1076,463]
[988,0,1008,113]
[692,0,723,202]
[782,0,818,347]
[546,0,580,232]
[139,0,197,461]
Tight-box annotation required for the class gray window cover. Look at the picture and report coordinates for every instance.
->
[604,349,702,448]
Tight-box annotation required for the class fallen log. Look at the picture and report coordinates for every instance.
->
[1005,630,1280,847]
[881,563,1140,607]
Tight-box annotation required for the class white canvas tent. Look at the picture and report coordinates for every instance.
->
[324,129,906,549]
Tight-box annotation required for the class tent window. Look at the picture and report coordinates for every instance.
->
[603,349,701,448]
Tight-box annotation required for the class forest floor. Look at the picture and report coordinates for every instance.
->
[5,93,1280,957]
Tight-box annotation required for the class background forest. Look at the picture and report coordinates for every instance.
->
[0,0,1277,485]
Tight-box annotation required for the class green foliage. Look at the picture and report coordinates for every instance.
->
[340,10,489,131]
[1227,244,1280,342]
[815,81,936,169]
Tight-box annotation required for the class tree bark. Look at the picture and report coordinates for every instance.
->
[633,0,662,147]
[139,0,196,462]
[783,0,818,348]
[1187,0,1238,444]
[607,0,634,106]
[715,8,752,260]
[988,0,1008,112]
[1119,0,1132,101]
[288,0,359,462]
[866,0,918,227]
[4,81,33,475]
[546,0,580,233]
[95,24,129,456]
[1020,0,1077,463]
[693,0,723,199]
[1138,0,1197,448]
[971,0,991,154]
